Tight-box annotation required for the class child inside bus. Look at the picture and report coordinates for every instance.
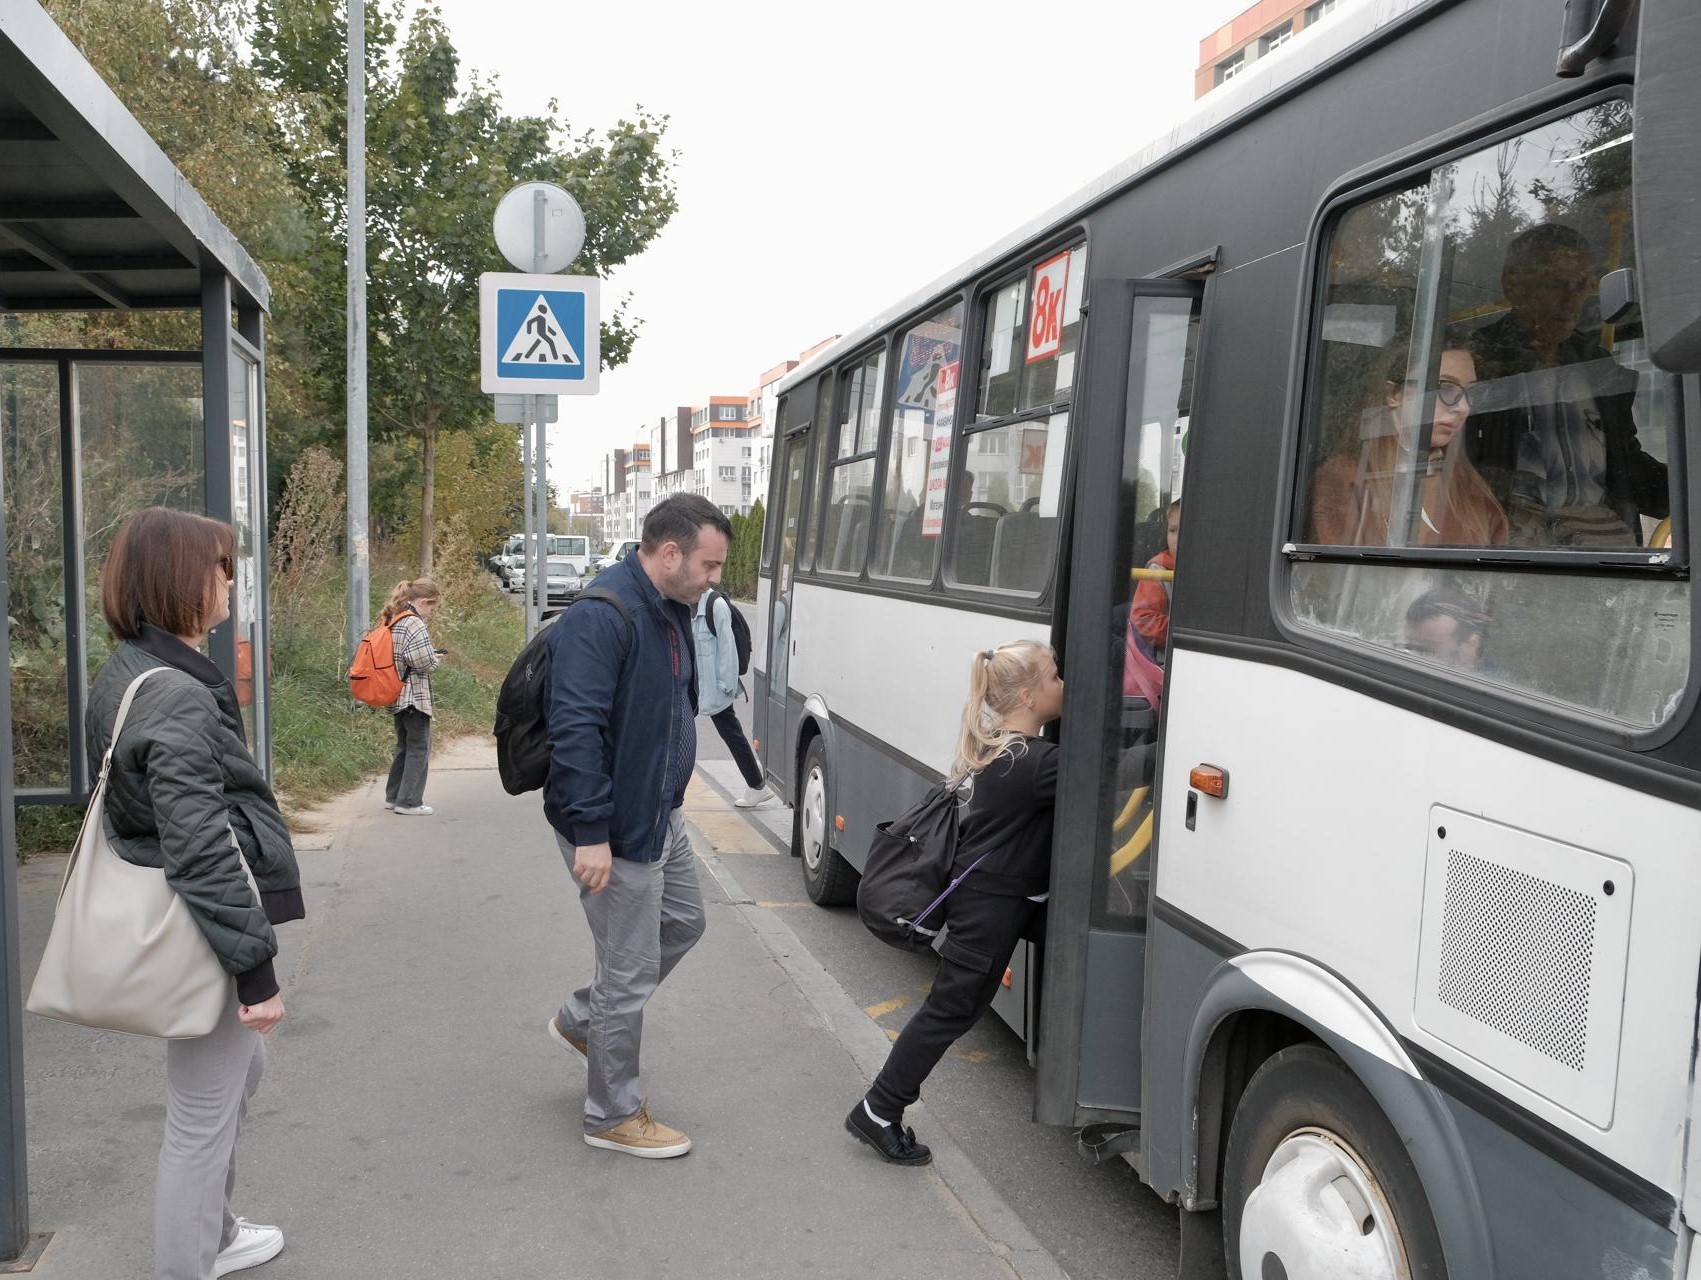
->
[846,641,1063,1166]
[1130,500,1181,665]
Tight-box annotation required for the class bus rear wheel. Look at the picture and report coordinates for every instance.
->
[1222,1044,1446,1280]
[796,737,857,906]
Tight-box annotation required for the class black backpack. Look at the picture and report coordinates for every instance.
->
[856,782,987,952]
[493,588,633,796]
[706,587,752,676]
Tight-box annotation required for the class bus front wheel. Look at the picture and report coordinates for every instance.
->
[1222,1044,1446,1280]
[796,737,857,906]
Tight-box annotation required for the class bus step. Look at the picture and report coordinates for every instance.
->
[1077,1122,1139,1164]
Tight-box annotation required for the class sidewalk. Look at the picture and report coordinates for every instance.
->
[14,737,1067,1279]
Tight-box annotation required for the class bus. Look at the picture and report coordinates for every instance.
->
[750,0,1701,1274]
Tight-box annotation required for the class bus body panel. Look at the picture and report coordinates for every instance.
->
[1155,647,1701,1193]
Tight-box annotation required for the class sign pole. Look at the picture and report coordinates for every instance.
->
[528,193,549,637]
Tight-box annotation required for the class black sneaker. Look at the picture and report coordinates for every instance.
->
[844,1102,932,1166]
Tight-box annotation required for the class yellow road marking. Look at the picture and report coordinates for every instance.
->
[863,995,911,1019]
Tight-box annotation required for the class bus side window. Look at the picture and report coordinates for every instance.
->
[1292,100,1689,731]
[872,301,964,584]
[819,350,884,576]
[951,245,1085,595]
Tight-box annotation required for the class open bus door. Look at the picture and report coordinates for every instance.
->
[759,410,815,798]
[1037,277,1203,1144]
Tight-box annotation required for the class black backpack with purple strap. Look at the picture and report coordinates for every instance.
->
[857,782,986,953]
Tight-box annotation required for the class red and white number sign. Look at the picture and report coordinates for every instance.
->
[1025,251,1071,364]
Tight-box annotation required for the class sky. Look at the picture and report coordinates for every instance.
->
[432,0,1261,494]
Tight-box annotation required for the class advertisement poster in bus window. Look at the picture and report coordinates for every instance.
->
[1019,427,1048,476]
[921,361,959,538]
[1026,251,1071,364]
[897,329,957,417]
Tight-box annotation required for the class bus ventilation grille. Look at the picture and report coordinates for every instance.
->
[1436,849,1594,1072]
[1414,806,1631,1128]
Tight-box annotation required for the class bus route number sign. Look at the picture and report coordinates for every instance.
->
[1026,250,1071,364]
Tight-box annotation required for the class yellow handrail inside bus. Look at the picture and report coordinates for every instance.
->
[1109,810,1154,876]
[1130,567,1175,583]
[1113,786,1150,835]
[1651,517,1673,550]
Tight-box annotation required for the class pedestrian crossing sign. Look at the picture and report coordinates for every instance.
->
[479,272,601,395]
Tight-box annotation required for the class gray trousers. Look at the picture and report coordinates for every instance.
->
[156,993,266,1280]
[384,707,432,808]
[556,811,706,1134]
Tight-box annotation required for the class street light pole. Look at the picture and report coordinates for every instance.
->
[345,0,370,653]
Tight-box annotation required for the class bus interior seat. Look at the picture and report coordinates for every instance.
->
[990,510,1056,592]
[824,497,871,573]
[954,510,999,585]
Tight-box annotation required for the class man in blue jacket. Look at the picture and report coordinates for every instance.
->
[543,494,731,1158]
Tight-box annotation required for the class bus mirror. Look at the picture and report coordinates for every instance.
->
[1632,0,1701,371]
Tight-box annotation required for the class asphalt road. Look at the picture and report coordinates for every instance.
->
[694,704,1184,1280]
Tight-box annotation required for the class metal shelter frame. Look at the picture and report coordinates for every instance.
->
[0,0,275,1260]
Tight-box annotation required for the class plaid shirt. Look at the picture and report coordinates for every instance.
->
[387,612,441,716]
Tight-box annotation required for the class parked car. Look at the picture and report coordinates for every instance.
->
[545,556,583,605]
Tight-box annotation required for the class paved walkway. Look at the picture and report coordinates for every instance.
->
[14,737,1067,1279]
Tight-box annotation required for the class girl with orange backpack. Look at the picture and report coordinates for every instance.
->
[380,578,444,816]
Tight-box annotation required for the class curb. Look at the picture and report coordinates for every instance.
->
[692,831,1070,1280]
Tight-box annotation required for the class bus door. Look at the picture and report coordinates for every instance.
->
[760,425,812,793]
[1037,277,1202,1135]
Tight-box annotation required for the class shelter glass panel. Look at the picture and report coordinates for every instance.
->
[78,361,205,683]
[231,355,264,747]
[2,362,68,789]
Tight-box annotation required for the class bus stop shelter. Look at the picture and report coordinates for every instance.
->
[0,0,274,1260]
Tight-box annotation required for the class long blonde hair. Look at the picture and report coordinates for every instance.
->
[950,640,1056,780]
[381,577,441,624]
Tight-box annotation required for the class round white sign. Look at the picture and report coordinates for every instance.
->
[493,182,586,274]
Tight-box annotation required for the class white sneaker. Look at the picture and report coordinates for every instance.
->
[393,804,434,816]
[215,1218,283,1276]
[733,786,771,809]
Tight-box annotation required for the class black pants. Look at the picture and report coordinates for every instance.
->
[385,707,432,808]
[710,704,764,790]
[864,887,1044,1122]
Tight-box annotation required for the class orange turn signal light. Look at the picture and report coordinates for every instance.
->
[1189,764,1229,799]
[1001,968,1013,989]
[834,815,845,832]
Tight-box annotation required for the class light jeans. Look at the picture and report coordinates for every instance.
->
[555,811,706,1133]
[156,993,265,1280]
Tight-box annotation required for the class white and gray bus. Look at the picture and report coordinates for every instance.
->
[751,0,1701,1273]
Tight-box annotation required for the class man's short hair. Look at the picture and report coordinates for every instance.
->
[641,494,732,556]
[1503,223,1594,281]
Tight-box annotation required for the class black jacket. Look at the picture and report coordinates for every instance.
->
[543,554,698,861]
[85,626,305,1004]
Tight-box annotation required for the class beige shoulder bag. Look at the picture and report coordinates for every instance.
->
[27,666,235,1039]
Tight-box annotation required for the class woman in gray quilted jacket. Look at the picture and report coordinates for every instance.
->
[85,507,305,1280]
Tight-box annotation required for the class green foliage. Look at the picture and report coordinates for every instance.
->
[251,1,679,566]
[722,499,763,601]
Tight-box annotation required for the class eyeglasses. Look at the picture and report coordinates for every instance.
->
[217,555,235,579]
[1433,380,1474,408]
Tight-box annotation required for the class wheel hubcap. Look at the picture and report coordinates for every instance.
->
[801,765,826,872]
[1239,1129,1408,1280]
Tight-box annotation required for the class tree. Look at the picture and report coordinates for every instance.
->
[252,1,678,572]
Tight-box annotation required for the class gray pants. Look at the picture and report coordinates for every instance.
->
[556,811,706,1134]
[156,994,266,1280]
[384,707,431,808]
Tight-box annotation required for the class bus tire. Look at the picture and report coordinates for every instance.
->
[796,736,856,905]
[1222,1043,1446,1280]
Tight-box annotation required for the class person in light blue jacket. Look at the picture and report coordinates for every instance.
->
[694,588,771,808]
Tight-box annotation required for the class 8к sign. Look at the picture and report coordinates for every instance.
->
[1025,250,1071,364]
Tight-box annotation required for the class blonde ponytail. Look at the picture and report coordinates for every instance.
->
[381,576,442,624]
[949,639,1055,780]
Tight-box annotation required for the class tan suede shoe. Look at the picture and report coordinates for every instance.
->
[583,1106,692,1159]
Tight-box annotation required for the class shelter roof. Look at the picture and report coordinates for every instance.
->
[0,0,270,314]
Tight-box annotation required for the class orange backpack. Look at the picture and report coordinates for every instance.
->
[348,613,407,707]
